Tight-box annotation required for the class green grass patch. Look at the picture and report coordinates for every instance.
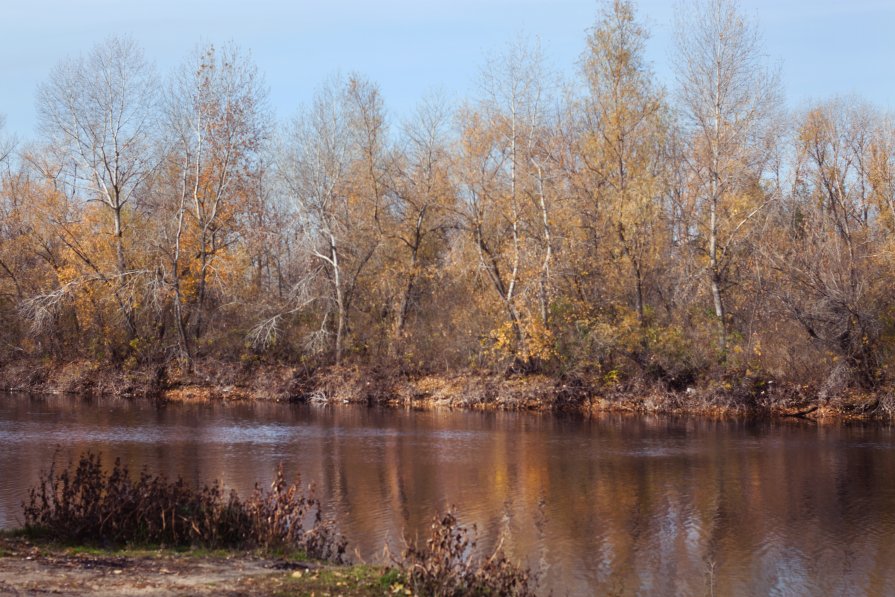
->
[274,564,400,597]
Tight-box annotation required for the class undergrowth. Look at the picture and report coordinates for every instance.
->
[22,452,346,562]
[393,508,535,597]
[21,454,538,595]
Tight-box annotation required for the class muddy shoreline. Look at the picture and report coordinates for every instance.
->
[0,535,388,596]
[0,358,891,422]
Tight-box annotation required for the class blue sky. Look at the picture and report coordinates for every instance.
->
[2,0,894,138]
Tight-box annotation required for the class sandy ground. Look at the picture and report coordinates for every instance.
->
[0,538,317,596]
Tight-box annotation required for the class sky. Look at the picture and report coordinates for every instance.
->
[1,0,894,139]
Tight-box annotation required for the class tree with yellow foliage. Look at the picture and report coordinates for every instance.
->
[456,39,560,369]
[674,0,781,357]
[163,43,269,365]
[580,0,667,326]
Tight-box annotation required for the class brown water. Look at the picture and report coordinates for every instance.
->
[2,393,895,596]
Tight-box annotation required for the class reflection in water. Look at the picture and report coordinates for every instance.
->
[2,393,895,596]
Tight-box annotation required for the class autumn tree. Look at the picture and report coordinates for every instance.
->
[162,43,269,364]
[35,36,159,349]
[385,95,457,350]
[0,162,37,354]
[581,0,667,327]
[674,0,780,356]
[5,153,119,357]
[275,76,385,363]
[457,39,558,369]
[868,114,895,229]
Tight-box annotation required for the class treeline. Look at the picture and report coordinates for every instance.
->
[1,0,894,396]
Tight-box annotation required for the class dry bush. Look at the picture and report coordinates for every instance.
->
[23,452,346,561]
[394,508,535,597]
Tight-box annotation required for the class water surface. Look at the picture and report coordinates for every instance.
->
[2,393,894,596]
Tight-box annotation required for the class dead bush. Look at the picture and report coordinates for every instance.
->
[395,508,535,597]
[22,452,346,561]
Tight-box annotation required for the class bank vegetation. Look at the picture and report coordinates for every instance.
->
[10,453,534,596]
[2,0,895,418]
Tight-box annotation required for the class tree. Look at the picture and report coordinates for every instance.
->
[581,0,667,325]
[674,0,780,356]
[457,39,557,368]
[387,95,456,346]
[163,43,269,364]
[769,100,889,388]
[0,115,13,166]
[278,76,384,364]
[36,36,159,345]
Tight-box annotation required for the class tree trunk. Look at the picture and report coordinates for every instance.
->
[331,234,345,365]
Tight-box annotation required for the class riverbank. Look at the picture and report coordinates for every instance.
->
[0,535,393,596]
[3,446,534,596]
[0,358,892,422]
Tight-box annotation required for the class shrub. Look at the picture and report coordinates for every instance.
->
[22,452,346,561]
[395,508,535,597]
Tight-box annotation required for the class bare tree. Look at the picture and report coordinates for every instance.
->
[36,36,159,341]
[0,115,14,167]
[768,99,886,387]
[280,76,383,363]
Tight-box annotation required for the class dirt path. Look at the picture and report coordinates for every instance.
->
[0,538,316,596]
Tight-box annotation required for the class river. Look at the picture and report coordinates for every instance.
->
[2,392,894,596]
